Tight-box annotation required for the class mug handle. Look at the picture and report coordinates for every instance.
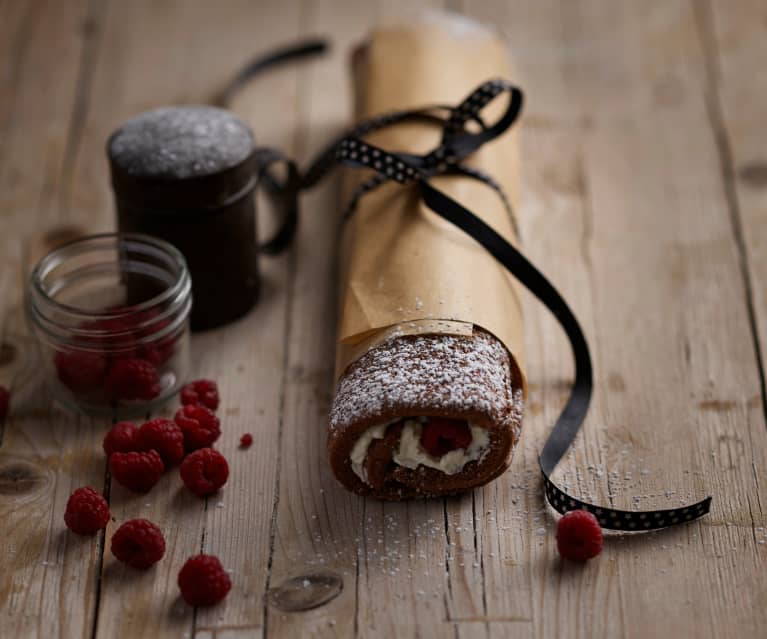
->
[253,147,300,255]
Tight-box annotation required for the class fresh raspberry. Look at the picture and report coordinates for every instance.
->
[78,316,137,359]
[104,358,161,401]
[556,510,603,561]
[137,418,185,466]
[110,518,166,569]
[239,433,253,449]
[134,313,176,366]
[103,421,140,457]
[54,350,108,393]
[131,344,162,366]
[87,308,175,366]
[64,487,110,535]
[152,335,176,366]
[180,448,229,497]
[109,449,164,493]
[175,404,221,451]
[0,385,9,421]
[177,554,232,606]
[133,339,175,368]
[180,379,220,411]
[420,418,472,457]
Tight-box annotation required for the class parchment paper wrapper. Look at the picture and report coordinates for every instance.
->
[336,12,526,384]
[328,13,527,499]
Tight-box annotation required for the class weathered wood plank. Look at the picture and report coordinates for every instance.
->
[704,0,767,429]
[459,1,767,638]
[193,0,306,635]
[0,0,102,245]
[56,1,305,637]
[0,2,110,638]
[263,0,367,636]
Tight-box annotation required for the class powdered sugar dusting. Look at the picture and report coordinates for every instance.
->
[109,106,254,178]
[330,330,523,440]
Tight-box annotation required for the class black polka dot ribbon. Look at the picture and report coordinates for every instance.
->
[303,79,712,531]
[544,477,712,530]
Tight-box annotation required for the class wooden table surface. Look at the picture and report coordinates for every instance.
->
[2,1,766,637]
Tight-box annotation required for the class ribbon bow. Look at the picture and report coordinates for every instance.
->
[305,79,712,531]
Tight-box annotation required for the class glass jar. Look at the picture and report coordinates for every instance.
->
[26,233,192,418]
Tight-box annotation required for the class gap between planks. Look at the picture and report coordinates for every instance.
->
[691,0,767,430]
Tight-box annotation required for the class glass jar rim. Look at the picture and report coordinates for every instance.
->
[29,232,190,322]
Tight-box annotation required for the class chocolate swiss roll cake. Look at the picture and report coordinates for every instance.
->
[329,330,524,498]
[328,13,527,499]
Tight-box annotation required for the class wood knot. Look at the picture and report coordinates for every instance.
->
[608,372,626,392]
[0,459,50,495]
[739,162,767,188]
[0,342,16,366]
[698,399,737,412]
[268,572,343,612]
[42,225,86,251]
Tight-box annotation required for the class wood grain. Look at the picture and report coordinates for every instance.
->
[1,1,765,638]
[463,1,767,637]
[193,0,305,636]
[58,0,307,636]
[263,0,364,634]
[0,2,108,638]
[703,0,767,434]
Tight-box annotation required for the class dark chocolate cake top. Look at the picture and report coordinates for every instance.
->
[108,106,255,179]
[330,330,523,440]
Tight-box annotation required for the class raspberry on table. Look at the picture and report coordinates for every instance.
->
[175,404,221,451]
[180,448,229,497]
[239,433,253,449]
[54,350,108,393]
[556,510,603,561]
[103,421,140,457]
[180,379,220,411]
[110,518,165,569]
[137,418,185,466]
[104,358,161,401]
[178,554,232,607]
[64,487,110,535]
[0,385,9,421]
[109,449,164,493]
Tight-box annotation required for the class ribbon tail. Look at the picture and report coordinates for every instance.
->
[419,180,712,531]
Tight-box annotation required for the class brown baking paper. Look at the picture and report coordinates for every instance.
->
[336,12,526,390]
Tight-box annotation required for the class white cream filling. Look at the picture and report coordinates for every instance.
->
[350,422,389,483]
[350,418,490,484]
[394,420,489,474]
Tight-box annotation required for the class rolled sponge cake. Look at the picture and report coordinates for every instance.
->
[328,328,524,499]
